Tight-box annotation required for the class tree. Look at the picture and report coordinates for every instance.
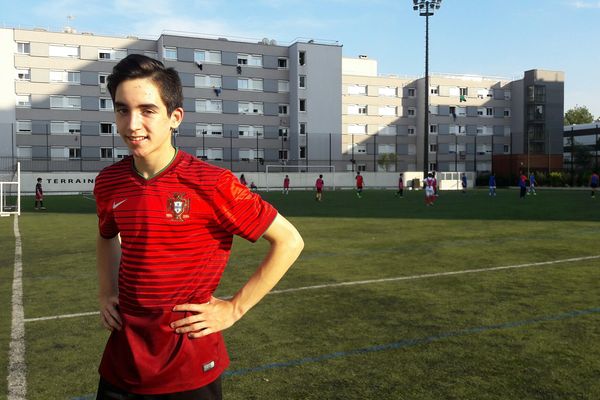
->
[564,105,594,125]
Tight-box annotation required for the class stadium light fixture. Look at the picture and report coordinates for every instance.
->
[412,0,442,178]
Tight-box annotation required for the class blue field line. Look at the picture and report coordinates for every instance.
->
[70,306,600,400]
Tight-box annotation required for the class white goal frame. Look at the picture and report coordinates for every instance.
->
[265,164,336,192]
[0,162,21,217]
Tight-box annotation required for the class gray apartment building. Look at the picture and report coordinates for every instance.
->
[0,27,341,173]
[0,26,564,180]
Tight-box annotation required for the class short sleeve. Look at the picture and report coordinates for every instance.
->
[94,174,119,239]
[212,171,277,242]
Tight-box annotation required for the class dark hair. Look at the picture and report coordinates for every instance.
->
[107,54,183,115]
[37,177,42,182]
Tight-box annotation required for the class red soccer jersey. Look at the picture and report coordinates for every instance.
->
[315,178,324,190]
[93,150,277,394]
[356,175,364,188]
[283,177,290,188]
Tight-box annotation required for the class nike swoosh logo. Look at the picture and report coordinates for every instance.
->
[112,199,127,209]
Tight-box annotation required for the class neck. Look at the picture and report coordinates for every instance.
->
[133,146,177,179]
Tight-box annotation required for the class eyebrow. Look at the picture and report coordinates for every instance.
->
[114,102,160,110]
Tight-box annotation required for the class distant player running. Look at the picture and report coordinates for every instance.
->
[315,174,324,201]
[488,173,497,196]
[355,171,364,198]
[590,171,599,198]
[424,173,436,206]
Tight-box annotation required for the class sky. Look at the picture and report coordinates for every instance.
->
[3,0,600,118]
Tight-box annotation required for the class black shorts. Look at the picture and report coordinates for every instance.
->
[96,376,222,400]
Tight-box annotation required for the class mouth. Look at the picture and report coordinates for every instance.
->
[127,135,148,143]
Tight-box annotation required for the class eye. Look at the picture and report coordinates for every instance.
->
[115,108,128,115]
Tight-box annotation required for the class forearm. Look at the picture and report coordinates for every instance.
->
[96,234,121,297]
[230,214,303,320]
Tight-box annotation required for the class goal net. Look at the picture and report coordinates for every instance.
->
[0,162,20,217]
[265,165,335,192]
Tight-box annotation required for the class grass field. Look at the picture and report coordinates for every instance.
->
[1,188,600,400]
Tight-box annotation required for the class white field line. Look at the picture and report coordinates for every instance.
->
[8,215,27,400]
[24,255,600,324]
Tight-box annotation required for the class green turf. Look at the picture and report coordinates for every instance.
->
[2,189,600,399]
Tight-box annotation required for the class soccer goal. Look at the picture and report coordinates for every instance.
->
[265,164,335,192]
[0,162,21,217]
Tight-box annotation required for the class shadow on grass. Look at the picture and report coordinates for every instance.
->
[18,189,600,222]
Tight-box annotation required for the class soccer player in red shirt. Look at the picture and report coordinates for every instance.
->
[355,171,364,198]
[315,174,324,201]
[94,54,303,399]
[283,174,290,195]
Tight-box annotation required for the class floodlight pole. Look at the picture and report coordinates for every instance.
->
[413,0,442,178]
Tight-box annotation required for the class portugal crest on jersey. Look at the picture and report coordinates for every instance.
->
[166,193,190,221]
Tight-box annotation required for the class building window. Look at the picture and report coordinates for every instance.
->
[195,75,222,88]
[299,51,306,66]
[407,88,416,97]
[98,74,108,85]
[196,124,222,136]
[504,90,512,100]
[408,126,416,135]
[239,148,264,161]
[197,148,223,160]
[348,124,367,135]
[194,50,221,64]
[528,85,546,103]
[347,144,367,154]
[100,123,116,135]
[49,45,79,58]
[237,54,262,67]
[69,147,81,160]
[357,164,367,172]
[278,57,288,69]
[407,107,416,117]
[299,123,307,135]
[278,150,288,160]
[98,49,127,61]
[163,47,177,60]
[299,99,306,112]
[16,120,32,134]
[50,95,81,109]
[486,107,493,117]
[278,104,289,115]
[348,85,367,95]
[238,125,264,138]
[50,70,80,84]
[17,42,30,54]
[100,147,113,160]
[379,86,396,97]
[299,146,306,159]
[348,104,367,115]
[51,121,80,135]
[379,144,395,154]
[429,144,437,153]
[379,125,397,136]
[278,80,290,92]
[239,101,263,115]
[504,145,510,154]
[429,125,438,134]
[299,75,306,89]
[459,87,468,97]
[504,109,511,117]
[196,99,223,113]
[379,106,397,116]
[429,86,439,96]
[279,128,289,138]
[17,146,32,158]
[238,78,263,91]
[16,95,31,108]
[100,98,114,111]
[16,69,30,81]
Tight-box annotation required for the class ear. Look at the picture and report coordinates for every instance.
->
[170,107,184,129]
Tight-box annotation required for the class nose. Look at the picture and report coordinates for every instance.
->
[127,111,143,132]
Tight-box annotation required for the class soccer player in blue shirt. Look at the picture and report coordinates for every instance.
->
[488,173,496,196]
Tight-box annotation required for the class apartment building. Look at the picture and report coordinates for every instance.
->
[563,122,600,171]
[0,26,563,179]
[0,27,342,173]
[342,57,564,177]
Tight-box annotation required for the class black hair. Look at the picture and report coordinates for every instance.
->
[107,54,183,115]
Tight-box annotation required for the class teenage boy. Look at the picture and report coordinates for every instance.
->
[93,54,303,399]
[355,171,364,198]
[34,177,46,210]
[315,174,324,201]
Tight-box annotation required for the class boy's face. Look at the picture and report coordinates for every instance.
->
[114,78,183,160]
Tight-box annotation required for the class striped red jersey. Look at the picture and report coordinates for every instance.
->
[93,150,277,394]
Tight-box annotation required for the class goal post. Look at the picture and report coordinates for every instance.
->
[265,165,335,192]
[0,161,21,217]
